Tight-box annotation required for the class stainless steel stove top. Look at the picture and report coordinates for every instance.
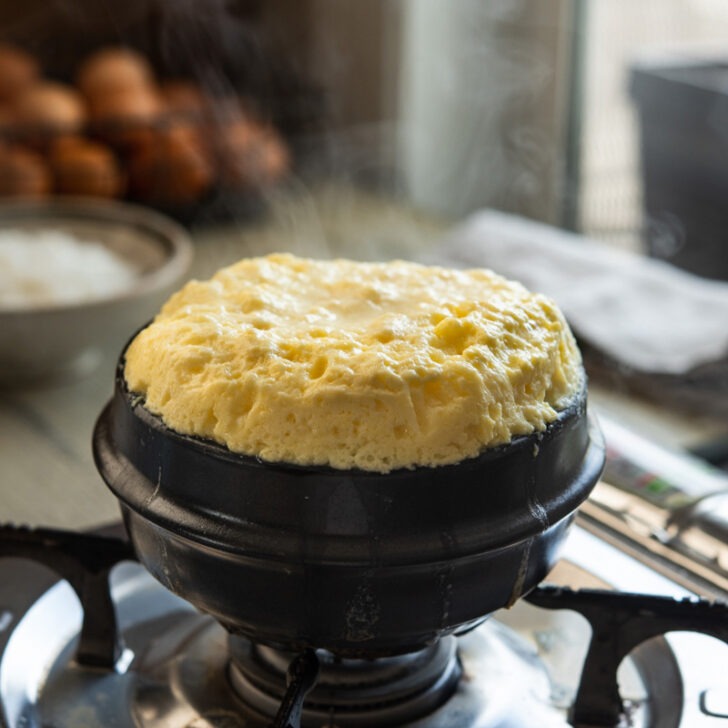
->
[0,508,726,728]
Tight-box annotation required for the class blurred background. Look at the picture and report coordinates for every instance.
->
[1,0,728,529]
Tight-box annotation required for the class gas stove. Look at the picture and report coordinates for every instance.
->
[1,485,726,728]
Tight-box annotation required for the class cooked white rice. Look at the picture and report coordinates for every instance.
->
[0,229,139,309]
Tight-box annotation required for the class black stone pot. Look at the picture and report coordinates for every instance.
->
[93,350,604,657]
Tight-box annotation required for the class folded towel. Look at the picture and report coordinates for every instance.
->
[435,210,728,376]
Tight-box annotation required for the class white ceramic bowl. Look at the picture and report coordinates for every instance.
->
[0,199,193,385]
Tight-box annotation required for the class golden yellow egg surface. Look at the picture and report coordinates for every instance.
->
[124,253,583,472]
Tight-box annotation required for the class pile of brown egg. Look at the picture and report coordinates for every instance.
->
[0,44,290,207]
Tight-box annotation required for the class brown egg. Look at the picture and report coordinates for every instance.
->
[77,47,154,100]
[50,137,124,198]
[88,86,164,150]
[49,135,89,156]
[129,126,213,205]
[160,81,207,118]
[0,146,51,197]
[215,118,290,189]
[0,44,39,104]
[159,119,206,154]
[13,82,86,138]
[88,85,163,124]
[256,129,291,185]
[0,104,17,138]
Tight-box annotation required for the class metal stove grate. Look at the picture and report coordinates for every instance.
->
[1,523,727,728]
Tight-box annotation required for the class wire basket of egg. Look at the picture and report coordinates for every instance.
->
[0,44,291,222]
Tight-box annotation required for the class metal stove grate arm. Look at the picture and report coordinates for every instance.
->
[527,585,728,728]
[0,523,136,669]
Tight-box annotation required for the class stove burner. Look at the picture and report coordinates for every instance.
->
[0,566,579,728]
[1,524,727,727]
[229,636,461,727]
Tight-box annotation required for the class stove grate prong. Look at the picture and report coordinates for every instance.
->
[0,523,136,669]
[527,584,728,727]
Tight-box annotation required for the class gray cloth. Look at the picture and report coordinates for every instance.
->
[434,210,728,376]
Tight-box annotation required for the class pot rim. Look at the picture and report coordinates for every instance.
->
[93,356,604,566]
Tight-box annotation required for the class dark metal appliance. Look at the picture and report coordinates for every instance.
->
[92,350,603,658]
[1,517,727,728]
[0,346,727,727]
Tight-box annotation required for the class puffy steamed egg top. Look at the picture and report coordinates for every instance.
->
[124,253,583,472]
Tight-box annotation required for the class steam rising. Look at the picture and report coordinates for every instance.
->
[1,0,572,262]
[398,0,567,222]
